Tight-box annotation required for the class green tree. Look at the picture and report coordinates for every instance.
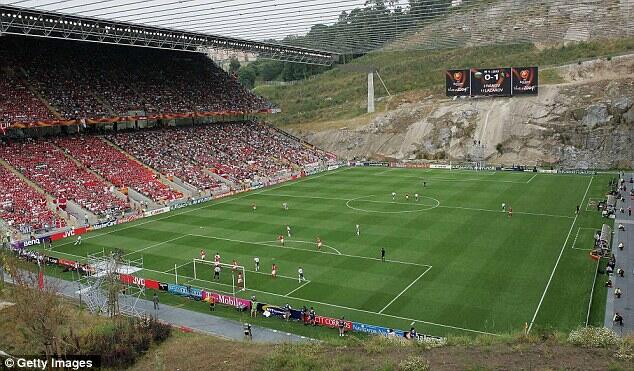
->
[229,57,241,73]
[238,65,257,89]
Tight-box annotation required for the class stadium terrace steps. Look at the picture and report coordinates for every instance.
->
[0,159,52,202]
[49,142,132,205]
[0,159,70,234]
[100,137,194,199]
[202,168,237,190]
[14,67,62,120]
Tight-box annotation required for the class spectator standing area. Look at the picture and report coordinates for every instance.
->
[605,173,634,336]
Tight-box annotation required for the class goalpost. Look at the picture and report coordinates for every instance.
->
[192,258,247,292]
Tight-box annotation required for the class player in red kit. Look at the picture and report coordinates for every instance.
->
[271,263,277,278]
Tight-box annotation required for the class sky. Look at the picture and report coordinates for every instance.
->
[0,0,378,41]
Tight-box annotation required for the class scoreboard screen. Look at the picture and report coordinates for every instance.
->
[445,69,470,96]
[470,67,512,96]
[511,66,539,95]
[445,66,538,97]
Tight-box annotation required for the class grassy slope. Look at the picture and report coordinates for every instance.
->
[130,330,633,371]
[255,38,634,128]
[38,168,611,339]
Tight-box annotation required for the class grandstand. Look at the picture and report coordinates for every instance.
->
[0,34,332,235]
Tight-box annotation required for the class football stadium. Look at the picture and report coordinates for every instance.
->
[0,0,633,369]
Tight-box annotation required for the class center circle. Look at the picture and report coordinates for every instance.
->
[345,195,440,214]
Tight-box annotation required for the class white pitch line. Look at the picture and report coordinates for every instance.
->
[526,174,538,183]
[585,257,601,326]
[149,266,496,335]
[284,280,311,297]
[40,249,495,336]
[52,167,352,248]
[373,173,529,184]
[570,227,598,251]
[163,261,192,273]
[257,240,342,255]
[254,192,573,219]
[123,235,188,257]
[436,205,573,219]
[379,266,432,314]
[528,176,593,333]
[186,233,429,267]
[375,168,395,175]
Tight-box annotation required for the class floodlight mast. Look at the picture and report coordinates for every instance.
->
[338,64,391,114]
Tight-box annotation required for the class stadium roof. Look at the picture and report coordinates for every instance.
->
[1,0,632,64]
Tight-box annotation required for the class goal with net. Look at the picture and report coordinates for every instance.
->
[192,258,247,292]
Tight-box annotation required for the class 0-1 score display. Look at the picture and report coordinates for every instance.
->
[470,68,511,96]
[445,66,538,97]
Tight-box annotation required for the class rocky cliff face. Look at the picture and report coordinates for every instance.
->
[300,55,634,169]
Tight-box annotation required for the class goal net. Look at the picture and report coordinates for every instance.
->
[192,258,247,292]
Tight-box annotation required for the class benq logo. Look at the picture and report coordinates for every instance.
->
[23,239,41,247]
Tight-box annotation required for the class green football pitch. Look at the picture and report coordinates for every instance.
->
[42,167,611,337]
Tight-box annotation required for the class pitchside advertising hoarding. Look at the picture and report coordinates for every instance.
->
[445,66,538,97]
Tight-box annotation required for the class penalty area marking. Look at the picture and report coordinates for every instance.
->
[122,235,188,257]
[186,233,430,268]
[257,240,341,255]
[285,280,312,297]
[528,176,593,333]
[379,266,432,314]
[39,249,493,336]
[346,195,440,214]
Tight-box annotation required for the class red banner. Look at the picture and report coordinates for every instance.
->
[119,274,160,290]
[145,278,159,290]
[50,227,87,241]
[58,258,76,268]
[314,315,353,330]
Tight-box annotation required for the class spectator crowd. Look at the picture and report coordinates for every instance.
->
[0,140,129,218]
[0,35,272,125]
[0,165,64,233]
[54,136,183,204]
[107,121,326,189]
